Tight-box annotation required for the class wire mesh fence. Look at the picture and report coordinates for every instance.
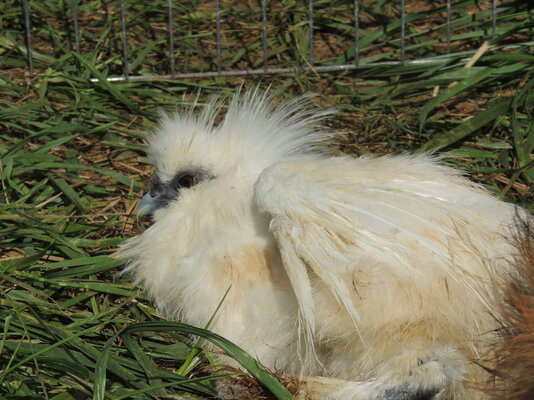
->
[13,0,534,82]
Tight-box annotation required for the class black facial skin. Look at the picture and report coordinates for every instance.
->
[149,168,212,211]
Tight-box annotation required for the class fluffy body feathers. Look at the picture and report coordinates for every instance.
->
[492,224,534,400]
[121,90,526,399]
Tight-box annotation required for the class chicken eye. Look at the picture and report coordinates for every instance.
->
[172,173,197,189]
[179,174,195,188]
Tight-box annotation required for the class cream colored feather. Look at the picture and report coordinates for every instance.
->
[120,89,527,400]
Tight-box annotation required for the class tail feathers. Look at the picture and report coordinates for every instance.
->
[494,218,534,400]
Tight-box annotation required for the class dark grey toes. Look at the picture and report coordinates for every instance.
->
[384,384,440,400]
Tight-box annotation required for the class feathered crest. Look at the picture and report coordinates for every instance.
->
[219,86,334,154]
[149,87,335,178]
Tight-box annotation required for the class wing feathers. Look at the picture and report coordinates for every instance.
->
[255,155,518,361]
[270,217,318,368]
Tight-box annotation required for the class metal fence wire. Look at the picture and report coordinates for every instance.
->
[19,0,532,82]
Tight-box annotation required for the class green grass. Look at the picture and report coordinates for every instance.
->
[0,0,533,399]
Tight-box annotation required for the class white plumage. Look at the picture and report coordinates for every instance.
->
[120,89,525,400]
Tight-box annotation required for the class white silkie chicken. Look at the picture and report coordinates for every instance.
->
[120,89,526,400]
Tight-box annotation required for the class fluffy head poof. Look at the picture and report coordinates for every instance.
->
[149,89,333,184]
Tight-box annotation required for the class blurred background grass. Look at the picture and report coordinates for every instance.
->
[0,0,532,399]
